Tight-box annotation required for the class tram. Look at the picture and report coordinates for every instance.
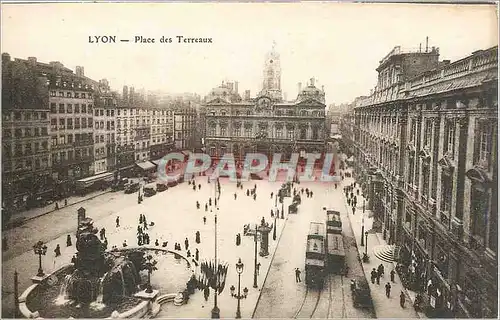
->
[326,233,346,274]
[305,222,326,287]
[326,210,342,234]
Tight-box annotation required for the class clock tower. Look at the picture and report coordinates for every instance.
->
[261,41,282,101]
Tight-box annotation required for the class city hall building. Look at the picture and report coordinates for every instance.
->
[204,46,327,163]
[351,45,497,318]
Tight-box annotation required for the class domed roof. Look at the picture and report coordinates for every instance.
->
[296,82,325,104]
[206,82,242,103]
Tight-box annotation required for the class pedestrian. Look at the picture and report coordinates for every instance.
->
[122,240,128,247]
[352,207,356,215]
[246,189,250,196]
[195,231,201,244]
[103,238,108,250]
[187,250,191,257]
[162,241,168,248]
[203,216,207,225]
[209,198,212,206]
[335,183,338,190]
[64,199,68,207]
[145,234,150,245]
[347,198,351,206]
[204,287,210,301]
[116,216,120,227]
[155,239,159,246]
[257,262,261,275]
[71,255,77,264]
[236,233,241,246]
[196,201,200,209]
[271,209,274,217]
[234,193,237,200]
[198,184,201,190]
[205,203,208,211]
[310,191,313,197]
[276,209,280,217]
[253,193,256,201]
[400,291,406,308]
[137,225,143,235]
[385,282,391,298]
[378,264,385,277]
[66,234,72,247]
[54,244,61,257]
[376,272,381,285]
[140,214,144,224]
[137,234,143,246]
[295,268,301,283]
[195,248,199,261]
[184,238,189,250]
[390,269,396,283]
[371,268,377,284]
[55,202,59,210]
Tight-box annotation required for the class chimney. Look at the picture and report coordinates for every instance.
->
[49,61,64,71]
[130,87,135,103]
[298,82,302,93]
[27,57,37,66]
[425,36,429,52]
[228,82,234,92]
[2,53,11,63]
[75,66,84,77]
[234,81,239,94]
[310,78,315,87]
[244,90,250,100]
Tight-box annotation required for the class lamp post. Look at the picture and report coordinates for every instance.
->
[281,201,284,219]
[253,225,258,288]
[361,199,365,246]
[33,241,48,277]
[273,215,277,241]
[364,231,368,256]
[235,258,244,319]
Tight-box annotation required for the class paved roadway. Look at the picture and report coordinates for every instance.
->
[253,179,374,319]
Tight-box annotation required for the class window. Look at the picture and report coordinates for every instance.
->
[288,110,294,116]
[75,104,80,113]
[300,128,307,139]
[41,127,47,136]
[276,110,282,116]
[470,187,488,239]
[245,127,252,137]
[67,134,73,144]
[67,118,73,129]
[14,112,21,120]
[59,92,64,97]
[233,127,240,136]
[408,157,415,186]
[88,118,93,128]
[81,93,86,99]
[59,104,65,113]
[276,128,283,138]
[75,118,80,128]
[444,120,456,158]
[100,110,104,116]
[67,92,72,98]
[50,103,57,113]
[287,129,294,140]
[221,111,226,116]
[59,118,65,129]
[474,120,494,169]
[220,126,227,136]
[421,164,430,201]
[95,109,99,116]
[246,110,251,116]
[88,105,93,113]
[410,120,416,142]
[50,91,56,97]
[81,104,87,113]
[312,128,318,140]
[15,129,22,138]
[441,173,453,214]
[424,119,433,147]
[82,118,87,128]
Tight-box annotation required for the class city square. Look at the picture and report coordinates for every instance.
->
[1,2,498,319]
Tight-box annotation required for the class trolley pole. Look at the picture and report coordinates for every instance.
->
[253,225,258,288]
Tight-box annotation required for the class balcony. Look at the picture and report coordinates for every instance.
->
[74,140,94,147]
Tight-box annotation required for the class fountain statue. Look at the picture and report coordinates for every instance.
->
[58,218,143,304]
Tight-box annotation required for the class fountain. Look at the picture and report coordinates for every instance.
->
[19,210,193,318]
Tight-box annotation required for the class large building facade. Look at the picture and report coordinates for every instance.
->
[204,47,327,161]
[350,45,497,318]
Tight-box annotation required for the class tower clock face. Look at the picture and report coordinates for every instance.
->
[256,97,272,112]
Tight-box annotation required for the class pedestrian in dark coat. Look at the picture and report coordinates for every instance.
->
[64,199,68,207]
[116,216,120,227]
[376,272,381,285]
[371,268,377,284]
[234,193,237,200]
[253,193,256,201]
[187,250,191,257]
[205,204,208,211]
[185,238,189,250]
[295,268,301,282]
[270,209,274,217]
[390,269,396,282]
[198,184,201,190]
[54,244,61,257]
[66,235,72,247]
[236,233,241,246]
[137,235,143,246]
[209,198,212,206]
[378,264,385,277]
[385,282,391,298]
[155,239,159,246]
[195,231,200,244]
[400,291,406,308]
[195,248,199,261]
[203,216,207,224]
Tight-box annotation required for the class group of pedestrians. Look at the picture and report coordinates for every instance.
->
[344,182,360,215]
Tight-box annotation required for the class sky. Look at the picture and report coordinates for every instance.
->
[1,3,498,105]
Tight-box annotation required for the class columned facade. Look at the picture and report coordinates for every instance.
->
[351,46,497,318]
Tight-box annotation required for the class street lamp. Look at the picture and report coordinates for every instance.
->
[235,258,244,319]
[253,225,258,288]
[33,241,48,277]
[361,200,365,246]
[273,215,277,241]
[364,231,369,256]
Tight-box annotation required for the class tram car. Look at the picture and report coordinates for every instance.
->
[326,233,346,274]
[326,210,342,234]
[305,222,326,287]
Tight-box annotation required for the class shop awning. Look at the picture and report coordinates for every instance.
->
[136,161,156,171]
[151,160,161,165]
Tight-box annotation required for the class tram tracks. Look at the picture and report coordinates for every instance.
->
[293,286,322,318]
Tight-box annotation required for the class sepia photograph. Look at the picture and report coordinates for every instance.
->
[0,2,498,319]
